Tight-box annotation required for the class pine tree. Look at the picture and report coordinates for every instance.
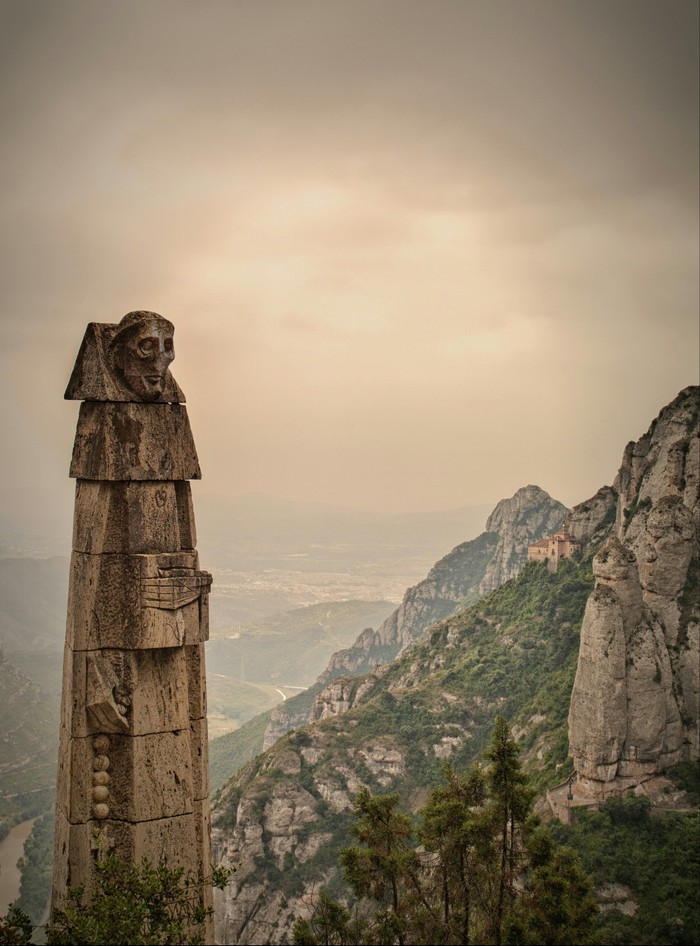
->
[418,763,489,945]
[293,718,595,946]
[340,787,417,946]
[484,716,534,945]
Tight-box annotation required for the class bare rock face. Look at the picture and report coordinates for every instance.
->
[569,386,699,797]
[479,485,568,595]
[319,488,563,684]
[212,738,352,945]
[264,487,566,749]
[310,673,381,722]
[561,485,618,548]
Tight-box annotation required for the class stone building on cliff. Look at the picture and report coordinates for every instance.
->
[527,530,580,570]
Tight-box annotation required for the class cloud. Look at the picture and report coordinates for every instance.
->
[0,0,697,511]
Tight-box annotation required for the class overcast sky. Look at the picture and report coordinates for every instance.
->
[0,0,697,517]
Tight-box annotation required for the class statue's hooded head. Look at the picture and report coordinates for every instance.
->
[109,311,175,401]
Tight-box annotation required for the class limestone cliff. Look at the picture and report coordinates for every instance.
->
[561,485,618,548]
[212,387,698,945]
[264,486,566,748]
[569,386,699,797]
[212,544,595,945]
[478,485,568,594]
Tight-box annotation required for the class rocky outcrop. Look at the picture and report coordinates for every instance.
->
[561,485,618,548]
[569,386,699,797]
[213,759,318,945]
[264,487,566,748]
[325,486,566,676]
[320,530,501,679]
[212,730,404,943]
[478,485,568,595]
[310,672,383,722]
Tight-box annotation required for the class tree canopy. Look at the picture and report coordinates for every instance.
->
[293,716,596,945]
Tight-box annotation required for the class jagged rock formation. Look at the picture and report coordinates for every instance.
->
[309,669,385,723]
[322,486,565,677]
[211,387,698,945]
[264,486,566,748]
[569,386,699,797]
[561,485,618,548]
[212,543,595,945]
[478,485,568,595]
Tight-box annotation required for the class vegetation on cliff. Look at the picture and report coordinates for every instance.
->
[292,719,596,946]
[552,793,700,945]
[212,555,597,941]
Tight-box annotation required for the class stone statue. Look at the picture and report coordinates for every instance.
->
[109,311,176,401]
[51,311,214,940]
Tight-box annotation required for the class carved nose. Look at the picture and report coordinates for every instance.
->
[155,342,175,368]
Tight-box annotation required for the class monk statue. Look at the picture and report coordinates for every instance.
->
[51,311,214,941]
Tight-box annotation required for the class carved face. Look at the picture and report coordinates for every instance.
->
[119,321,175,400]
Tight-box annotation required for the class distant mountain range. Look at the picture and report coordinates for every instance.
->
[209,385,699,946]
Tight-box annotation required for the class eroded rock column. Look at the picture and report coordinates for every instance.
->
[51,312,213,940]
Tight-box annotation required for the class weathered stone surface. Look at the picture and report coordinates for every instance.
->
[70,402,201,480]
[185,644,208,720]
[596,883,639,917]
[63,647,191,737]
[562,485,618,547]
[51,810,94,901]
[570,580,687,795]
[479,485,568,595]
[59,643,85,737]
[194,798,214,916]
[190,717,210,801]
[569,386,699,798]
[55,810,210,915]
[311,678,361,720]
[634,497,694,598]
[111,812,200,870]
[86,653,131,734]
[358,744,405,786]
[265,782,318,869]
[67,551,210,650]
[212,778,323,944]
[107,731,194,821]
[58,729,195,823]
[73,480,196,553]
[55,315,212,946]
[64,319,185,403]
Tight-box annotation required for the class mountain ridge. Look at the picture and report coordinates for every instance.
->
[210,385,699,945]
[263,484,567,748]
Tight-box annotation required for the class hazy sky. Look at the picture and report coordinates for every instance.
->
[1,0,697,516]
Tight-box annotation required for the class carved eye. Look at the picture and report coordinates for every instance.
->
[139,339,155,355]
[164,338,174,353]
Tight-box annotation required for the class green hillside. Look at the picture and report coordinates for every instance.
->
[216,556,595,899]
[210,710,273,793]
[214,551,700,944]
